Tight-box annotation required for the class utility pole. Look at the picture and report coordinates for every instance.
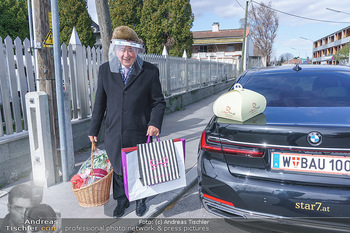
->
[95,0,112,62]
[51,0,68,182]
[240,0,249,74]
[32,0,61,182]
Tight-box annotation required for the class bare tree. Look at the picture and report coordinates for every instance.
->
[241,1,279,66]
[280,52,294,61]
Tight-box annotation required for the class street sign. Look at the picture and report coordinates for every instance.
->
[43,12,53,47]
[44,29,53,47]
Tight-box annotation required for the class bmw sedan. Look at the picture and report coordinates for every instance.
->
[198,65,350,232]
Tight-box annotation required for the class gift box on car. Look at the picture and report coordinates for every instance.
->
[213,83,267,122]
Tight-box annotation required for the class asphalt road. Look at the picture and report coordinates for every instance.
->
[152,184,282,233]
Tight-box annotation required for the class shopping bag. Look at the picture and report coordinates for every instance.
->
[137,136,180,186]
[213,83,266,122]
[122,138,186,201]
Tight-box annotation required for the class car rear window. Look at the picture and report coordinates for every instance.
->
[239,71,350,107]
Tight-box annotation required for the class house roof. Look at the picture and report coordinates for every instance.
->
[91,20,100,33]
[192,27,250,39]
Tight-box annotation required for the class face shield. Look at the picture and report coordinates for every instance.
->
[108,39,144,73]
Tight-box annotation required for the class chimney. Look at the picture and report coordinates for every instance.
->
[212,22,219,32]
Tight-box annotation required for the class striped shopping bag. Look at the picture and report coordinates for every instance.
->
[137,138,180,186]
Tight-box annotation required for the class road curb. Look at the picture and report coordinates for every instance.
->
[148,165,198,219]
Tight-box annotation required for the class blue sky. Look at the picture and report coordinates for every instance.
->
[87,0,350,60]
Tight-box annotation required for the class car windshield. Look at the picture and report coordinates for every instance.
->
[240,71,350,107]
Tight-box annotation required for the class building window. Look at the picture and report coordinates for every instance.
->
[199,46,207,52]
[227,45,234,52]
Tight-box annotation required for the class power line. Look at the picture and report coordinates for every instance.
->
[326,8,350,16]
[235,0,245,10]
[252,0,350,24]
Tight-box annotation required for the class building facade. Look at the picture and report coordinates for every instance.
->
[91,20,102,48]
[191,22,254,70]
[312,26,350,65]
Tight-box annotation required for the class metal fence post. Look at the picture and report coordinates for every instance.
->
[70,28,87,119]
[216,58,219,82]
[208,58,212,84]
[185,57,188,91]
[199,58,202,87]
[162,46,170,95]
[165,55,171,95]
[182,50,189,91]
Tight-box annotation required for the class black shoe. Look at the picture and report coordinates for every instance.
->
[136,199,147,217]
[113,199,130,218]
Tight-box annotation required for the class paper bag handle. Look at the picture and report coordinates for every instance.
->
[146,135,159,143]
[233,83,243,91]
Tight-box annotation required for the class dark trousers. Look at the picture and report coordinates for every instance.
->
[113,172,127,201]
[112,172,146,203]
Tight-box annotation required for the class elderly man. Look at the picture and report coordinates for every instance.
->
[88,26,166,218]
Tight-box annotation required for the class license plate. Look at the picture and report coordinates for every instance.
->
[271,152,350,176]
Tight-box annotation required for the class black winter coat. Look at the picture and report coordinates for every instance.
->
[88,61,166,175]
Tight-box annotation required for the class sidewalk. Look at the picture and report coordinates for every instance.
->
[0,90,226,220]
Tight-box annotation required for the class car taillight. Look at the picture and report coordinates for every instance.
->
[200,131,222,152]
[200,131,264,158]
[222,142,264,157]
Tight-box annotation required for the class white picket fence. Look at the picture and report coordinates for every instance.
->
[0,36,234,139]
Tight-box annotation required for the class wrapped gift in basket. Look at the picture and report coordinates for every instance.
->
[71,142,113,207]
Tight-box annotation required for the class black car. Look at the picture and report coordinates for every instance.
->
[198,65,350,232]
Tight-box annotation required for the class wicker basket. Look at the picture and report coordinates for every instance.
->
[72,142,113,207]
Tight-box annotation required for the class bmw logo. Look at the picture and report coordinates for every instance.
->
[307,132,322,146]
